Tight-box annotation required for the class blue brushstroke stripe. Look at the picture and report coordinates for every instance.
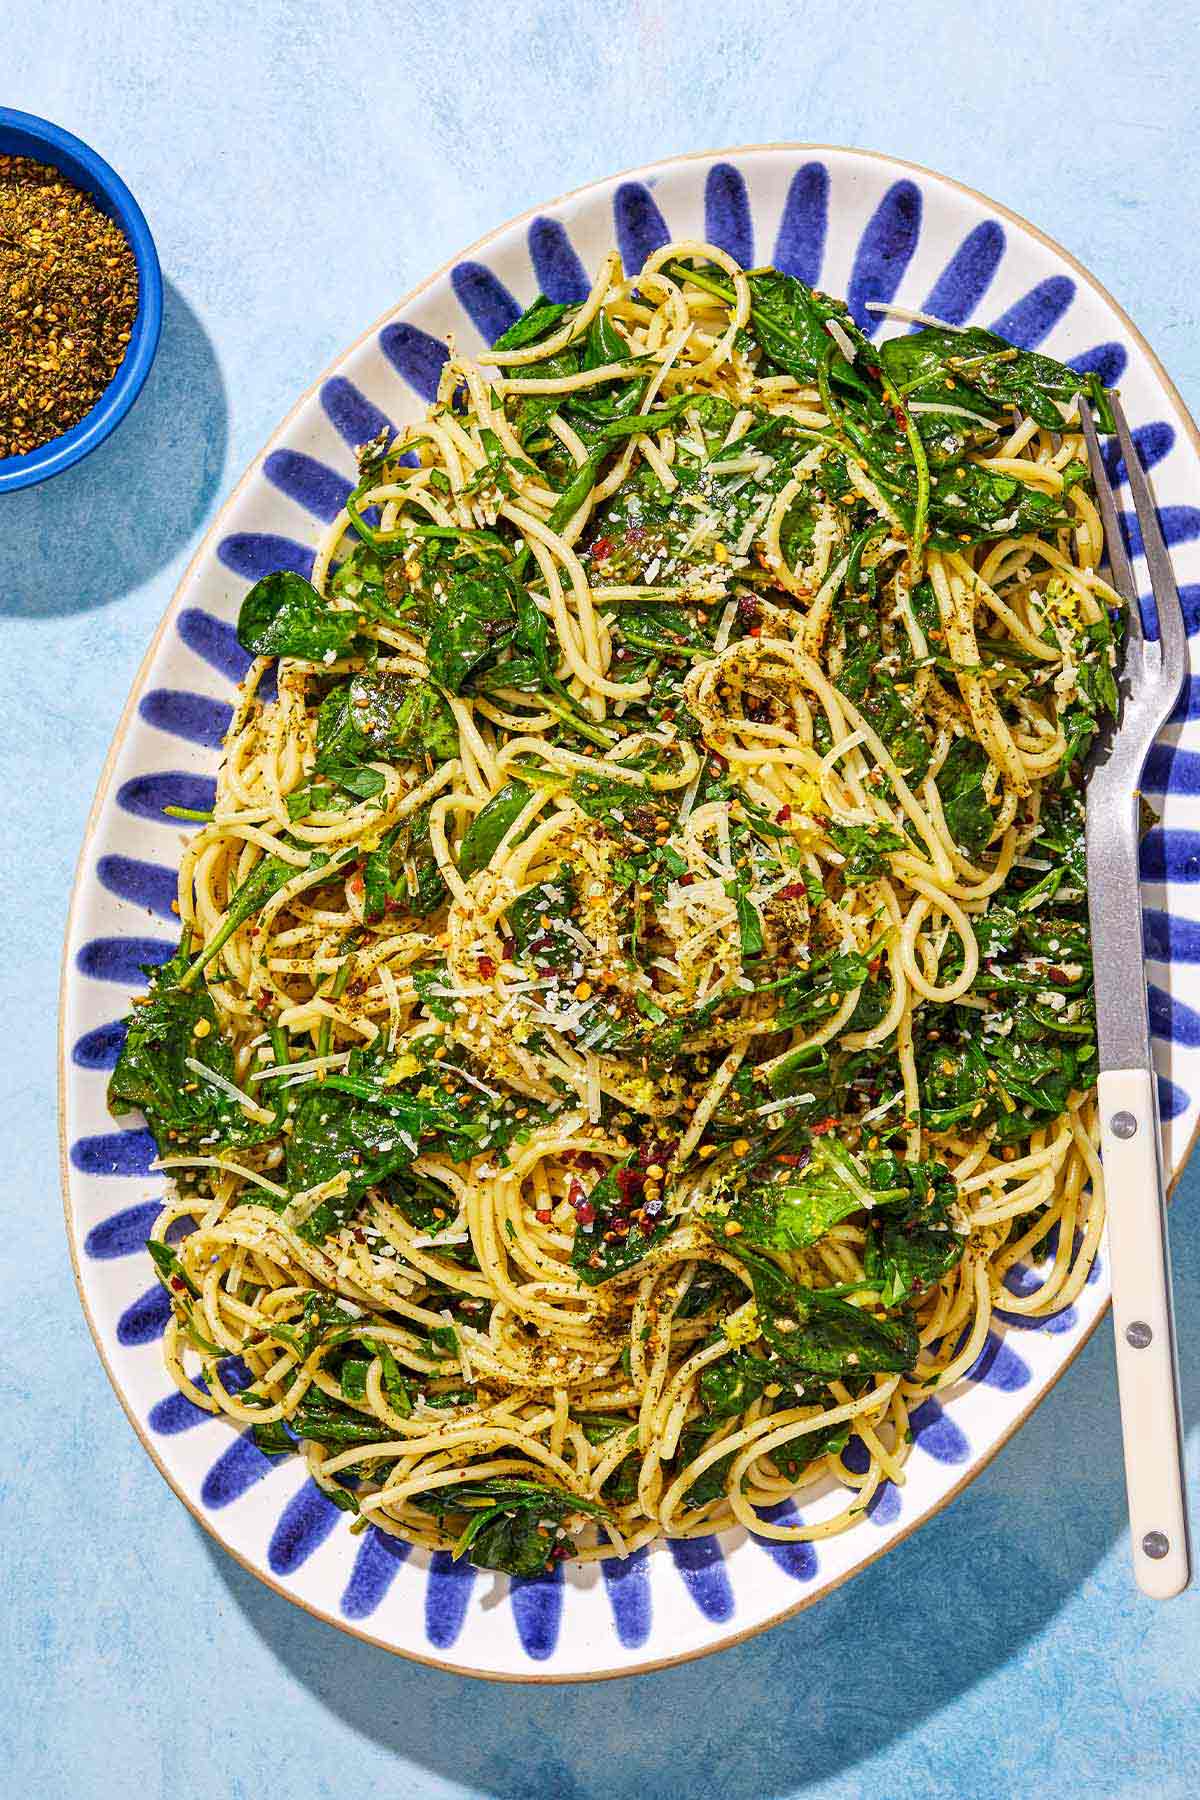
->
[72,1019,127,1070]
[84,1200,161,1260]
[509,1566,563,1661]
[202,1431,287,1507]
[380,321,449,401]
[600,1544,652,1647]
[1143,744,1200,796]
[1069,342,1127,386]
[149,1356,250,1434]
[177,607,251,684]
[1144,908,1200,962]
[704,162,753,267]
[867,1480,901,1525]
[528,216,589,303]
[96,854,178,920]
[218,532,314,583]
[920,220,1004,324]
[1141,828,1200,881]
[989,276,1074,348]
[268,1481,343,1575]
[139,688,232,749]
[451,262,520,345]
[76,935,174,983]
[1148,983,1200,1047]
[320,376,394,450]
[424,1550,475,1648]
[751,1499,818,1582]
[116,1282,171,1346]
[71,1127,157,1177]
[772,162,828,286]
[341,1528,412,1621]
[908,1396,970,1464]
[1121,506,1200,559]
[263,449,352,523]
[668,1535,734,1622]
[614,181,670,275]
[964,1329,1032,1392]
[1169,680,1200,724]
[1159,1075,1189,1121]
[117,770,216,823]
[848,181,922,334]
[1101,420,1174,491]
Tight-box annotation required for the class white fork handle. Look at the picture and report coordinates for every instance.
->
[1099,1068,1191,1598]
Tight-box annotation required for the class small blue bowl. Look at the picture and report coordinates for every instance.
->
[0,108,163,494]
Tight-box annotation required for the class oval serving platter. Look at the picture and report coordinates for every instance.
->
[60,144,1200,1682]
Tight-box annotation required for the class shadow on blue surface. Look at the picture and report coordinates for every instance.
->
[200,1168,1200,1799]
[0,279,226,617]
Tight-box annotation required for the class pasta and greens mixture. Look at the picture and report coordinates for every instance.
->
[109,240,1120,1576]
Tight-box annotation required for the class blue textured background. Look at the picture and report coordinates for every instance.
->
[6,3,1200,1794]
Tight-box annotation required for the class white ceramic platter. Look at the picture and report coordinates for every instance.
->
[60,145,1200,1680]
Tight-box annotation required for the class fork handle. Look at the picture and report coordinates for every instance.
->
[1099,1067,1191,1598]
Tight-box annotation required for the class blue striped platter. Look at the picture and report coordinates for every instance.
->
[60,145,1200,1681]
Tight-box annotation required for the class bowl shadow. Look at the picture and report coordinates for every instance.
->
[0,278,226,618]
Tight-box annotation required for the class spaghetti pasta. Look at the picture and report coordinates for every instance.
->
[109,242,1117,1576]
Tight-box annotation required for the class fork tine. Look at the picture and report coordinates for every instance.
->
[1077,395,1141,641]
[1112,394,1189,691]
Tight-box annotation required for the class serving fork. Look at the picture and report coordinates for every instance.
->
[1078,393,1192,1599]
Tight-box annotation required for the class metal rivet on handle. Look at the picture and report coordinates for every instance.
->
[1126,1321,1154,1349]
[1111,1111,1138,1139]
[1143,1531,1171,1560]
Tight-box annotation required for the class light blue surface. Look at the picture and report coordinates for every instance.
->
[5,3,1200,1794]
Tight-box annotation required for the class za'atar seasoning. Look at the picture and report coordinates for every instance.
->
[0,154,139,458]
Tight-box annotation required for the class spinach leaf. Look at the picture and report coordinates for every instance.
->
[506,871,577,970]
[699,1349,775,1417]
[730,1247,920,1378]
[457,779,532,878]
[493,294,570,352]
[237,570,362,661]
[829,820,907,885]
[881,324,1094,433]
[316,674,458,794]
[362,1336,413,1415]
[938,738,993,855]
[413,1476,609,1577]
[929,463,1071,543]
[1057,601,1120,777]
[864,1155,965,1306]
[108,945,278,1158]
[729,1137,906,1251]
[570,1162,674,1285]
[426,569,523,693]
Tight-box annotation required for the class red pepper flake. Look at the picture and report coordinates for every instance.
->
[170,1276,186,1293]
[777,881,806,900]
[476,954,496,979]
[679,871,696,887]
[810,1116,838,1136]
[1047,967,1071,986]
[535,1207,552,1224]
[591,535,614,562]
[615,1166,645,1206]
[776,805,792,823]
[349,872,364,895]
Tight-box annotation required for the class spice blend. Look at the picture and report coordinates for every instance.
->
[0,154,139,458]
